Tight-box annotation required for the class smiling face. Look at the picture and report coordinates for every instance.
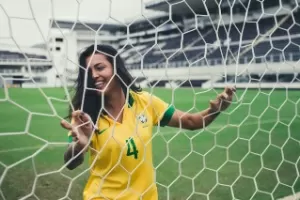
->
[86,53,118,95]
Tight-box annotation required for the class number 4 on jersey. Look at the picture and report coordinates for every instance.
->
[126,137,139,159]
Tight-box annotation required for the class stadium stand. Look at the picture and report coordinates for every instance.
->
[123,8,300,69]
[0,45,52,88]
[1,0,299,88]
[0,50,47,60]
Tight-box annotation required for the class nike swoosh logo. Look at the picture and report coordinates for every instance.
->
[95,128,107,135]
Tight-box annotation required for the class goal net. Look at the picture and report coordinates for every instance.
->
[0,0,300,199]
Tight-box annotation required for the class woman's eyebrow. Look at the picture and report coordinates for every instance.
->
[93,62,105,67]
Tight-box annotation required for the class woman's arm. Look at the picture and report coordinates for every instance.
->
[167,86,236,130]
[64,142,87,170]
[167,108,220,130]
[61,111,93,170]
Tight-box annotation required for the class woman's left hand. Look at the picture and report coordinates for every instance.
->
[209,86,236,113]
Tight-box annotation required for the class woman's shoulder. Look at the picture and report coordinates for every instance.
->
[130,90,147,99]
[130,90,153,104]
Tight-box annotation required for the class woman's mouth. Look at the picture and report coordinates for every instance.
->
[95,81,105,89]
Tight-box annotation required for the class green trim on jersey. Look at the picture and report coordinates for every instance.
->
[159,105,175,127]
[128,92,134,107]
[68,135,73,143]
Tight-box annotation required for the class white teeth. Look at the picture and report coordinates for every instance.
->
[95,82,104,86]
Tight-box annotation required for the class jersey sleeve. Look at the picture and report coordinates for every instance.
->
[144,92,175,127]
[67,131,73,143]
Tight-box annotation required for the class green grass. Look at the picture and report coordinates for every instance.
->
[0,87,299,200]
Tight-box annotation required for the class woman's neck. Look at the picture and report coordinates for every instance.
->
[104,87,126,121]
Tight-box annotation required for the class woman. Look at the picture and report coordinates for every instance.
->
[61,44,235,200]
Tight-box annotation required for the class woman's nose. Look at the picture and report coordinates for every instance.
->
[91,69,99,79]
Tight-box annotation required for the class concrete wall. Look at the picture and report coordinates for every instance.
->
[129,61,300,81]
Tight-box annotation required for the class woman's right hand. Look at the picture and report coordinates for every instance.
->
[61,110,93,149]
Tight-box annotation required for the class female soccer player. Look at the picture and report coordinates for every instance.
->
[61,44,235,200]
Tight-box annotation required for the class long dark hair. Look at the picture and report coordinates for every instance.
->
[68,44,142,124]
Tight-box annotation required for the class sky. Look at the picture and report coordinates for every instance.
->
[0,0,160,47]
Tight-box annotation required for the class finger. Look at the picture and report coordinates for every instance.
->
[210,99,220,110]
[232,86,236,93]
[79,112,92,123]
[224,86,235,95]
[60,120,72,130]
[72,136,78,142]
[71,110,83,120]
[224,87,231,95]
[72,110,88,125]
[210,98,219,104]
[71,110,81,117]
[216,94,224,105]
[220,92,229,100]
[70,130,77,138]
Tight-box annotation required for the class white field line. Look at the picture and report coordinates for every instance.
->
[0,143,66,154]
[0,146,42,154]
[207,117,291,130]
[0,118,294,153]
[279,192,300,200]
[160,117,292,135]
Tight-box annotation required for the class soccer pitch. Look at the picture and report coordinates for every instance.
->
[0,87,299,200]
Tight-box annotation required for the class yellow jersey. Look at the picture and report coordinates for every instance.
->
[68,90,175,200]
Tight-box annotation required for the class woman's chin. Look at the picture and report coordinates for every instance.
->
[95,87,108,95]
[95,89,103,95]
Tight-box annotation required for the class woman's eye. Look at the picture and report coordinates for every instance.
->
[95,65,104,70]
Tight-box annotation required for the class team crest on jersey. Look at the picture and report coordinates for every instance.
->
[138,114,147,124]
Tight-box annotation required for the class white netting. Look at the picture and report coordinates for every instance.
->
[0,0,300,200]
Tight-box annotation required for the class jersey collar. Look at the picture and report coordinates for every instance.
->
[128,91,134,108]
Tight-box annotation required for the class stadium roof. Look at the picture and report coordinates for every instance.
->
[50,11,179,33]
[50,13,170,32]
[51,20,126,33]
[145,0,296,16]
[145,0,220,16]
